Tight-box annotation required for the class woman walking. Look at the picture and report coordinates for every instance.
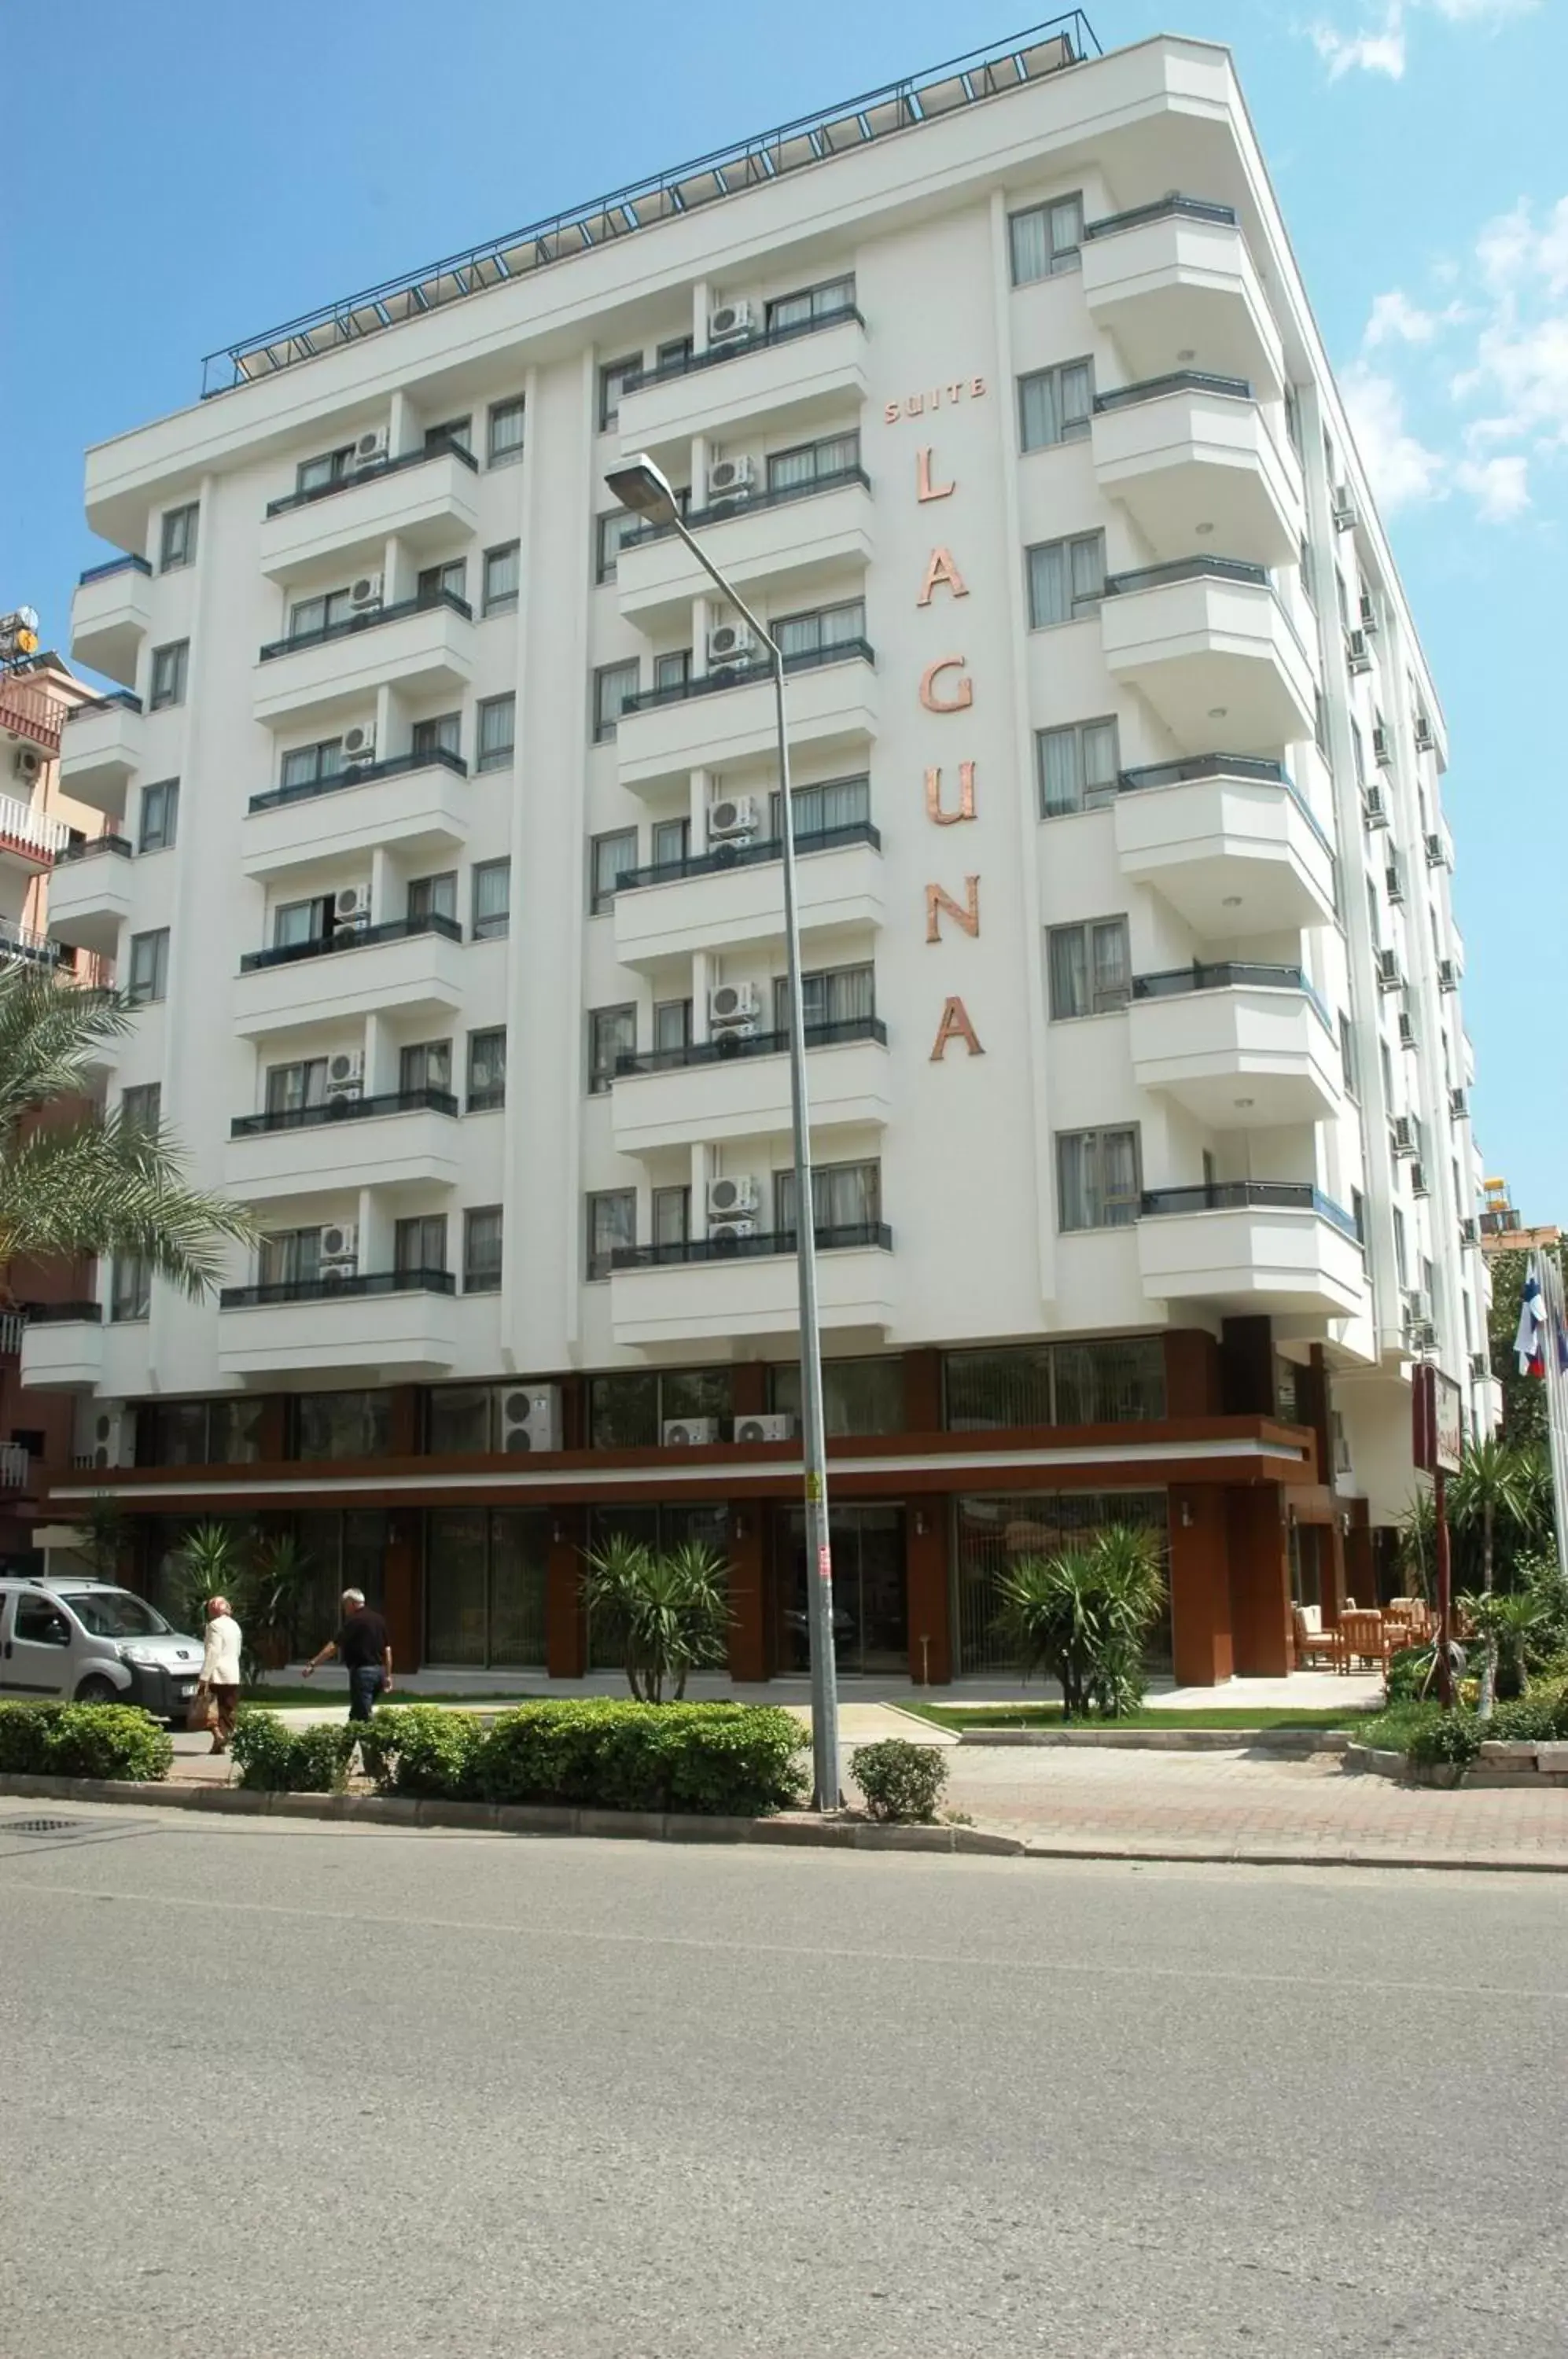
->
[200,1595,243,1753]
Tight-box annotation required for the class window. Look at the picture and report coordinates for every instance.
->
[1393,1206,1408,1288]
[1340,1013,1358,1099]
[408,872,458,926]
[1047,918,1130,1018]
[399,1040,452,1097]
[1380,1036,1395,1103]
[1027,533,1106,627]
[1367,878,1382,953]
[111,1256,151,1323]
[160,502,198,572]
[596,510,637,584]
[775,599,864,661]
[1037,718,1119,815]
[594,660,639,741]
[1313,686,1328,756]
[412,712,462,764]
[766,274,855,334]
[1300,537,1316,609]
[463,1207,503,1294]
[765,431,860,493]
[650,816,690,869]
[1057,1127,1140,1230]
[296,1390,390,1460]
[1349,717,1364,785]
[774,1158,881,1238]
[771,1355,906,1437]
[589,1372,658,1447]
[259,1227,322,1289]
[265,1058,327,1116]
[296,445,353,495]
[120,1083,161,1133]
[395,1213,448,1276]
[1284,385,1302,454]
[944,1338,1165,1429]
[653,649,691,695]
[273,895,329,949]
[590,829,638,912]
[289,587,355,641]
[598,354,641,431]
[488,396,525,468]
[424,416,472,455]
[651,1185,690,1249]
[771,774,870,840]
[1009,193,1084,283]
[471,859,511,940]
[483,543,520,616]
[149,641,189,710]
[587,1188,635,1279]
[14,1593,70,1646]
[127,929,169,1004]
[1018,360,1093,451]
[657,334,694,373]
[653,998,691,1054]
[467,1028,506,1110]
[589,1004,635,1094]
[1352,1187,1367,1248]
[417,558,466,606]
[138,778,179,853]
[281,737,344,793]
[773,962,874,1037]
[476,694,515,772]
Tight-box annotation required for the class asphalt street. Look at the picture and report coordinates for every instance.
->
[0,1808,1564,2359]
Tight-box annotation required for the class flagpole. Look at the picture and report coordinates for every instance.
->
[1539,1249,1568,1574]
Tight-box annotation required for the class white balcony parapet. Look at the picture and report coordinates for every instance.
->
[1137,1182,1365,1319]
[1113,756,1336,937]
[0,792,72,864]
[252,591,473,731]
[614,643,876,797]
[58,691,144,816]
[1081,196,1284,394]
[609,1020,891,1156]
[70,554,153,689]
[617,469,873,630]
[609,1223,896,1348]
[1128,964,1342,1130]
[19,1302,105,1393]
[46,835,134,955]
[233,915,466,1038]
[612,820,884,966]
[1099,558,1315,758]
[618,307,869,459]
[223,1088,463,1203]
[1090,374,1302,568]
[241,749,469,881]
[259,440,480,582]
[216,1270,459,1381]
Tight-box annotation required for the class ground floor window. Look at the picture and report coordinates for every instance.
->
[424,1507,548,1668]
[952,1491,1170,1676]
[585,1502,729,1669]
[293,1511,388,1654]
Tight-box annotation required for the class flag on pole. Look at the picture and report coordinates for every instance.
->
[1515,1264,1546,1377]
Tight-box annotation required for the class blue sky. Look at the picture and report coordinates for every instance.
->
[7,0,1564,1213]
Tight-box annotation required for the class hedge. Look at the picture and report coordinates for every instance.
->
[850,1739,948,1824]
[0,1701,173,1783]
[229,1713,357,1794]
[358,1704,486,1799]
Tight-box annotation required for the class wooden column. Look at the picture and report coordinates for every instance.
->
[902,1348,942,1433]
[1297,1345,1347,1624]
[1345,1499,1374,1610]
[732,1363,768,1419]
[1168,1485,1233,1687]
[727,1506,767,1683]
[905,1500,951,1684]
[256,1396,288,1461]
[383,1511,421,1673]
[546,1505,587,1678]
[1220,1316,1275,1415]
[1163,1330,1221,1417]
[1227,1485,1292,1676]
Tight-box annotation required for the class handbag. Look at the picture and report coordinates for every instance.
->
[186,1681,217,1734]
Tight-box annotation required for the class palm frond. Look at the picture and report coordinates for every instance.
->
[0,1110,256,1297]
[0,965,131,1136]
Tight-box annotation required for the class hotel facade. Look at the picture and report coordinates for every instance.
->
[33,19,1496,1684]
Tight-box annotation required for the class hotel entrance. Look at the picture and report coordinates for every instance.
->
[775,1503,907,1676]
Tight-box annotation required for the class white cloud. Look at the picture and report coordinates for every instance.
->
[1456,454,1531,519]
[1364,289,1464,346]
[1342,363,1447,508]
[1309,0,1536,80]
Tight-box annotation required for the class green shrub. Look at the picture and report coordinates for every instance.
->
[473,1699,808,1816]
[229,1710,355,1794]
[1489,1680,1568,1744]
[1406,1709,1483,1773]
[0,1702,59,1774]
[850,1739,948,1824]
[0,1700,171,1781]
[359,1705,485,1799]
[1385,1644,1442,1704]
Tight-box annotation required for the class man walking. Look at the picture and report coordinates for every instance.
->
[301,1588,394,1721]
[200,1594,243,1754]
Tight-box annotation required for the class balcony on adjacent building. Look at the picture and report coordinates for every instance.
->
[1128,962,1342,1129]
[253,589,474,730]
[18,1300,105,1393]
[216,1267,459,1380]
[242,748,469,881]
[609,1220,895,1348]
[609,1017,890,1154]
[1081,197,1284,394]
[1136,1181,1365,1318]
[1099,558,1316,756]
[0,792,72,877]
[224,1087,462,1202]
[612,819,884,966]
[58,690,144,815]
[614,640,876,795]
[259,437,480,580]
[70,554,153,689]
[1112,755,1337,937]
[617,305,868,458]
[0,919,68,974]
[617,469,873,630]
[46,832,133,956]
[1090,374,1302,568]
[233,913,466,1037]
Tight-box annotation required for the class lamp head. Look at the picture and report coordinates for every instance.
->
[605,453,679,526]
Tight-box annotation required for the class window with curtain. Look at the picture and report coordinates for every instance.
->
[1056,1128,1141,1230]
[467,1028,506,1110]
[399,1040,452,1096]
[296,1392,391,1459]
[289,589,353,641]
[651,1186,690,1249]
[588,1373,660,1448]
[260,1228,322,1288]
[111,1257,151,1323]
[471,859,510,940]
[653,999,691,1054]
[1037,718,1119,815]
[149,641,189,708]
[588,1004,635,1094]
[598,356,642,431]
[772,962,874,1037]
[265,1058,327,1115]
[1018,360,1093,451]
[590,830,638,912]
[650,816,690,868]
[127,929,169,1003]
[463,1208,503,1294]
[596,510,637,583]
[770,774,869,840]
[281,737,344,793]
[272,896,329,949]
[775,599,864,661]
[395,1214,447,1275]
[1008,193,1084,283]
[412,712,462,764]
[417,558,466,605]
[1027,532,1106,627]
[474,694,515,773]
[483,543,520,616]
[488,396,525,467]
[653,650,692,695]
[774,1158,881,1238]
[766,274,855,333]
[594,660,640,740]
[138,778,179,853]
[424,417,472,455]
[120,1083,161,1133]
[587,1190,635,1279]
[1047,918,1130,1018]
[764,430,859,492]
[770,1355,904,1435]
[407,873,457,925]
[160,503,198,571]
[296,445,353,494]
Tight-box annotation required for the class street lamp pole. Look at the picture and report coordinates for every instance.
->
[606,455,841,1809]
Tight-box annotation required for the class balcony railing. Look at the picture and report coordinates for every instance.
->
[623,305,866,395]
[248,745,468,815]
[0,1312,27,1356]
[17,1298,103,1323]
[616,1014,886,1079]
[259,586,472,663]
[1105,555,1268,596]
[1084,195,1238,241]
[230,1086,460,1138]
[611,1220,892,1271]
[623,464,871,547]
[0,921,64,968]
[0,1443,31,1489]
[54,830,133,864]
[264,435,478,517]
[219,1267,456,1310]
[1132,961,1333,1032]
[1139,1182,1360,1242]
[623,636,874,715]
[467,1086,506,1113]
[1116,753,1334,856]
[1093,370,1253,414]
[77,553,153,585]
[239,911,462,973]
[0,794,72,860]
[618,815,879,892]
[65,689,143,721]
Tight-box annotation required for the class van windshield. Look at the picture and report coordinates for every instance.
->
[61,1591,173,1640]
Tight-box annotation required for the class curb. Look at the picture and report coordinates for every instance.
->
[957,1727,1354,1754]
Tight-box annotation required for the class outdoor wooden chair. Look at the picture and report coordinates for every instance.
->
[1293,1606,1345,1670]
[1338,1609,1391,1670]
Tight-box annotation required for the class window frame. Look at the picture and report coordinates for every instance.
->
[598,354,642,432]
[587,1188,636,1280]
[475,693,516,774]
[1037,717,1120,817]
[482,541,521,617]
[159,502,198,572]
[110,1255,152,1323]
[462,1206,504,1294]
[138,777,179,854]
[470,859,511,941]
[590,828,638,914]
[487,396,526,469]
[1007,193,1084,285]
[1026,532,1106,629]
[1046,918,1132,1019]
[1018,359,1094,453]
[466,1029,506,1111]
[148,640,189,711]
[593,659,640,742]
[588,1003,636,1095]
[1055,1125,1143,1231]
[127,927,170,1005]
[394,1213,449,1278]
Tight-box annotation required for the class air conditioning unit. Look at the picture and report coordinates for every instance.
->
[706,621,755,667]
[1414,720,1436,753]
[1405,1286,1433,1324]
[1360,593,1378,635]
[1411,1162,1430,1198]
[1408,1319,1436,1353]
[325,1050,364,1102]
[1437,958,1458,992]
[500,1384,561,1454]
[1385,861,1404,904]
[1372,725,1393,767]
[662,1417,720,1447]
[1362,785,1388,829]
[341,723,377,765]
[1377,948,1402,991]
[1332,485,1359,531]
[1346,629,1371,674]
[1397,1013,1417,1051]
[708,300,755,343]
[733,1412,795,1445]
[708,1217,758,1249]
[88,1405,132,1470]
[352,429,390,468]
[708,981,760,1032]
[707,795,760,843]
[333,882,372,929]
[348,573,383,611]
[707,1173,760,1219]
[1390,1115,1415,1156]
[1459,1220,1479,1249]
[1424,831,1447,867]
[1469,1349,1489,1380]
[318,1219,359,1268]
[11,745,42,785]
[707,455,756,499]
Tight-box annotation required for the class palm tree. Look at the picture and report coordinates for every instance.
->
[1448,1438,1536,1717]
[581,1534,731,1702]
[0,966,253,1294]
[992,1526,1166,1721]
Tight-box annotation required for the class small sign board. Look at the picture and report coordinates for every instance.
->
[1413,1364,1464,1475]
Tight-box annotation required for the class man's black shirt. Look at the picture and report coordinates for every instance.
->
[337,1608,390,1670]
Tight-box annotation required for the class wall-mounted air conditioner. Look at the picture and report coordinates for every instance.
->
[1362,786,1387,829]
[1437,959,1458,992]
[1385,861,1404,904]
[333,883,372,929]
[325,1050,364,1102]
[11,745,41,785]
[1411,1162,1430,1198]
[1391,1116,1415,1156]
[707,1174,759,1219]
[662,1418,720,1447]
[1414,720,1436,753]
[341,723,376,766]
[1459,1220,1479,1250]
[352,429,389,468]
[1359,593,1378,635]
[1469,1349,1489,1380]
[348,573,383,611]
[707,795,759,843]
[706,621,755,667]
[708,982,760,1032]
[1332,486,1359,531]
[1397,1014,1417,1051]
[708,300,755,343]
[500,1386,561,1453]
[708,1218,758,1249]
[1424,831,1448,867]
[733,1413,794,1445]
[1449,1087,1468,1121]
[88,1404,132,1470]
[1346,629,1371,674]
[707,455,756,499]
[1377,948,1403,991]
[318,1219,359,1275]
[1372,726,1392,767]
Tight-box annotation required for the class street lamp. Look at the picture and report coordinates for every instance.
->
[606,451,841,1810]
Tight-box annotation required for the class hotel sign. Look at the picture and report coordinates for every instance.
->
[1412,1363,1463,1476]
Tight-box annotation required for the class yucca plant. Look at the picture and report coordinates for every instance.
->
[173,1520,250,1641]
[1449,1438,1538,1717]
[581,1535,731,1703]
[237,1531,315,1684]
[992,1525,1165,1721]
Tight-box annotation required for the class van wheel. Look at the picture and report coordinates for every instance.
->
[75,1676,120,1705]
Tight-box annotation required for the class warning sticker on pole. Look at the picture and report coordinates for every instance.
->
[817,1544,833,1585]
[804,1470,823,1503]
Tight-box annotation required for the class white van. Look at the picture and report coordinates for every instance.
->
[0,1577,204,1725]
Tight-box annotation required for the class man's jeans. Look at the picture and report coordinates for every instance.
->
[348,1665,385,1723]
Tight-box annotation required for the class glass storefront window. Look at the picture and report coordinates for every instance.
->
[661,1369,734,1426]
[209,1397,265,1465]
[426,1386,495,1455]
[952,1491,1169,1676]
[296,1392,392,1460]
[770,1356,904,1435]
[944,1340,1165,1431]
[589,1375,659,1449]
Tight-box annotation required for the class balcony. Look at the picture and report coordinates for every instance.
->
[1099,559,1315,757]
[1090,375,1301,568]
[224,1087,462,1203]
[242,749,469,882]
[0,792,71,875]
[1136,1183,1365,1319]
[47,834,133,956]
[609,1018,890,1155]
[615,642,876,796]
[58,691,144,816]
[613,820,884,966]
[259,439,480,580]
[0,920,68,974]
[18,1301,104,1393]
[1081,197,1284,394]
[1113,756,1337,937]
[70,555,153,689]
[609,1222,895,1348]
[216,1268,458,1381]
[253,591,473,731]
[617,470,873,630]
[617,306,868,459]
[1128,964,1342,1129]
[233,913,466,1039]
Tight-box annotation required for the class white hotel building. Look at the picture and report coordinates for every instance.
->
[34,17,1494,1683]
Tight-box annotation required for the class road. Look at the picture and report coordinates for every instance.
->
[1,1808,1563,2359]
